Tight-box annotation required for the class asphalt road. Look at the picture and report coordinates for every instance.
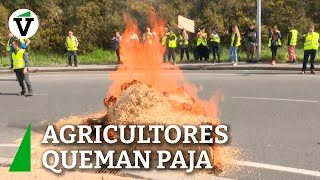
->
[0,70,319,180]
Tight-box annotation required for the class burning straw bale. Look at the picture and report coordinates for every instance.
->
[103,81,221,170]
[107,81,214,126]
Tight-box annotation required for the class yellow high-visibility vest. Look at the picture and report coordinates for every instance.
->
[197,32,207,46]
[210,33,220,43]
[268,31,282,47]
[289,29,298,46]
[304,32,319,50]
[6,40,11,52]
[168,34,177,48]
[12,49,25,70]
[231,33,241,47]
[179,35,189,46]
[66,36,78,51]
[161,32,170,46]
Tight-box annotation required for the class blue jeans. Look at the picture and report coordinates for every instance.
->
[67,51,78,65]
[229,46,238,63]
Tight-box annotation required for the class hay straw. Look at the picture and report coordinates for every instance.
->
[25,83,239,174]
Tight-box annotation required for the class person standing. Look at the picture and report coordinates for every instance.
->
[112,31,122,64]
[143,27,153,45]
[287,27,298,63]
[301,25,319,74]
[167,29,177,64]
[268,25,282,65]
[1,33,15,68]
[210,25,221,63]
[161,27,170,62]
[244,23,258,62]
[179,29,189,61]
[230,25,241,66]
[11,39,33,96]
[196,27,209,61]
[65,31,79,67]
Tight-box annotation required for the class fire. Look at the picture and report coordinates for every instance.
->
[108,14,221,121]
[108,14,183,97]
[105,14,232,173]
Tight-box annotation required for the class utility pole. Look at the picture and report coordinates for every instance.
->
[257,0,261,60]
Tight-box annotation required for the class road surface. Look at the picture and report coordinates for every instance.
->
[0,70,319,180]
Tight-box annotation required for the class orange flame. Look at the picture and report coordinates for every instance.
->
[107,14,225,168]
[107,14,223,122]
[108,14,182,96]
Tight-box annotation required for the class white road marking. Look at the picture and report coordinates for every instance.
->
[0,158,13,165]
[0,144,19,147]
[0,144,34,149]
[122,170,234,180]
[32,93,49,96]
[237,160,320,177]
[232,96,319,103]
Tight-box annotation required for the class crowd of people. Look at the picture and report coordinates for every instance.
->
[111,23,319,73]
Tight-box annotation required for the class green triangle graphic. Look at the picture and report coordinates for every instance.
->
[17,11,31,17]
[9,123,31,172]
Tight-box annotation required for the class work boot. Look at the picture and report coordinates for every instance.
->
[25,91,33,97]
[19,91,25,96]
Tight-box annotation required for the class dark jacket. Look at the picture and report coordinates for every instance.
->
[245,29,258,43]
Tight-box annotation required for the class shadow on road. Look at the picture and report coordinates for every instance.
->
[0,79,17,82]
[0,92,19,96]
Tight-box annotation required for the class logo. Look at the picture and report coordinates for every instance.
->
[9,9,39,39]
[9,123,31,172]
